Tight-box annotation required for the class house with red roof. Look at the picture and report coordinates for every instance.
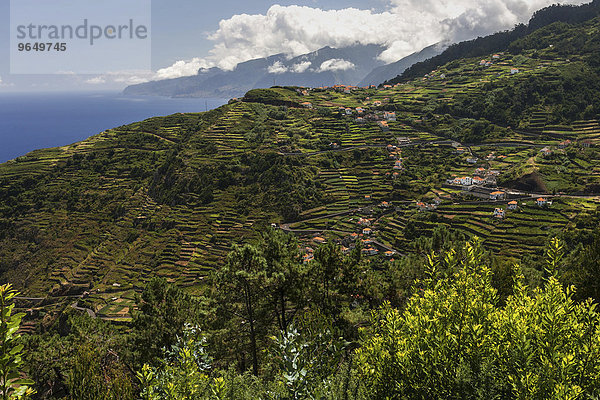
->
[493,208,505,219]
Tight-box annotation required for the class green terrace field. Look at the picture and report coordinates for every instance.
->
[2,40,600,320]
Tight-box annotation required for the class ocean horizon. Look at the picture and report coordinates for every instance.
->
[0,91,227,163]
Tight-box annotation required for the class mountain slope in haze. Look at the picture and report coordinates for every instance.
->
[358,42,447,86]
[124,45,387,98]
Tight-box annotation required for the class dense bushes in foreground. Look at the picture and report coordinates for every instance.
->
[9,234,600,399]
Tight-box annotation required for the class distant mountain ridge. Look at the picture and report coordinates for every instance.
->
[358,42,447,86]
[124,44,389,98]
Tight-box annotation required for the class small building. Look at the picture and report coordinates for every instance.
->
[303,253,314,263]
[301,102,313,109]
[480,60,487,66]
[341,246,351,255]
[313,237,326,244]
[393,160,403,170]
[384,251,395,258]
[490,191,506,200]
[581,140,592,148]
[345,108,353,115]
[362,228,373,235]
[467,157,479,164]
[540,147,553,157]
[536,197,548,207]
[362,247,379,256]
[508,200,518,210]
[558,140,572,149]
[364,195,372,201]
[456,176,473,186]
[357,217,372,226]
[475,167,486,176]
[472,176,485,185]
[378,121,390,131]
[493,208,505,219]
[373,101,382,107]
[380,201,391,208]
[384,111,397,121]
[511,68,519,74]
[416,201,427,211]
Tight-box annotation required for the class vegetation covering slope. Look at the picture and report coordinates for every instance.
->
[3,6,600,399]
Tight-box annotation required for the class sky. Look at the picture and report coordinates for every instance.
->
[0,0,588,92]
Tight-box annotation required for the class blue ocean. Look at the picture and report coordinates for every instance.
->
[0,92,227,163]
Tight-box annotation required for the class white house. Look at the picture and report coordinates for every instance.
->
[457,176,473,186]
[508,200,518,210]
[362,247,379,256]
[472,176,485,185]
[490,191,506,200]
[511,68,520,74]
[493,208,505,219]
[384,111,397,121]
[536,197,548,207]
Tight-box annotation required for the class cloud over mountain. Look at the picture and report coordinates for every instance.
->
[155,0,586,80]
[317,59,355,72]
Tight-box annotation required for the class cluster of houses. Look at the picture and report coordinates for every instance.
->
[387,144,404,175]
[301,211,398,260]
[446,167,499,188]
[493,197,550,220]
[540,139,592,158]
[486,152,507,161]
[416,198,442,211]
[338,105,396,130]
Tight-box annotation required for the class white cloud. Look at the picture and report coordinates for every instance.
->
[85,76,106,85]
[291,61,312,73]
[318,59,355,72]
[83,71,153,86]
[0,76,14,88]
[154,58,212,80]
[158,0,587,77]
[267,61,288,74]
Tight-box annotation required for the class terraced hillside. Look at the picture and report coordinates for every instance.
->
[3,16,600,321]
